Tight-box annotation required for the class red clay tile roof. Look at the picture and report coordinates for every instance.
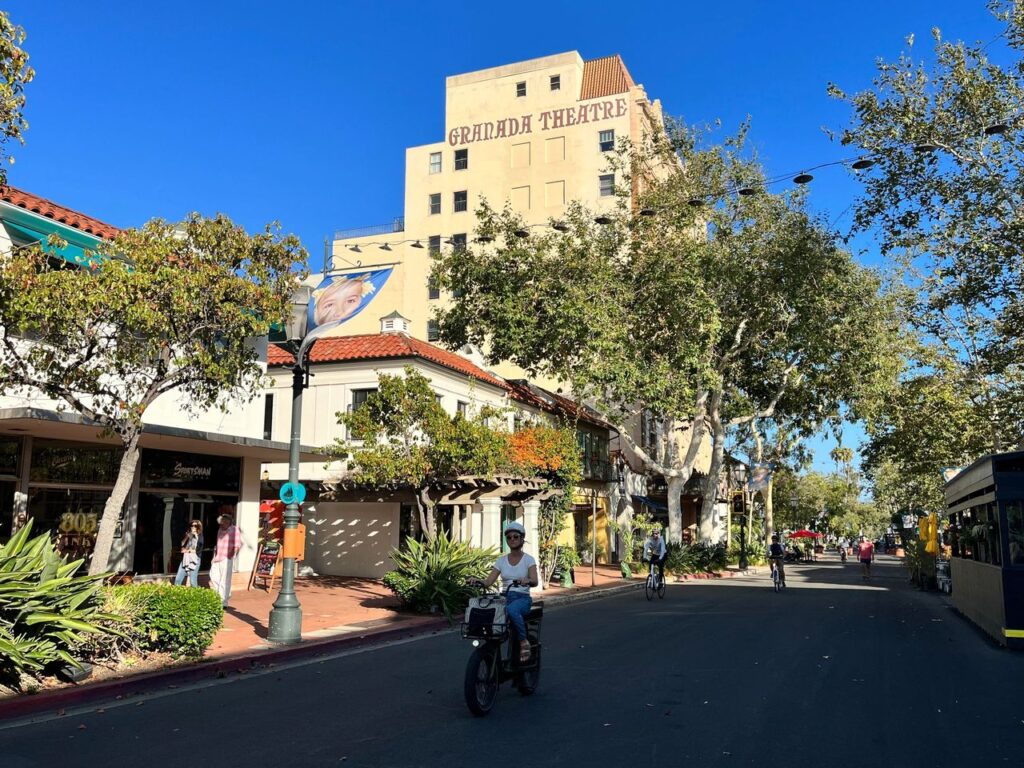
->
[506,379,612,429]
[268,333,509,390]
[580,54,636,101]
[0,184,120,240]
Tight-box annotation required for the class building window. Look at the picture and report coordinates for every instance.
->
[454,190,468,213]
[516,81,526,97]
[457,401,469,417]
[451,235,467,296]
[428,274,440,300]
[429,151,442,174]
[263,393,274,441]
[428,234,441,255]
[455,148,468,171]
[599,129,615,152]
[347,388,376,440]
[550,75,560,91]
[599,173,615,197]
[427,320,440,342]
[429,193,441,215]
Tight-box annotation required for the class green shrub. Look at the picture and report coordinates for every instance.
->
[557,546,581,571]
[0,521,114,688]
[665,544,698,574]
[106,583,223,658]
[664,542,729,574]
[383,532,497,618]
[728,539,766,566]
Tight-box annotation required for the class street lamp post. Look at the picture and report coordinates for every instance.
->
[729,462,749,571]
[268,286,314,645]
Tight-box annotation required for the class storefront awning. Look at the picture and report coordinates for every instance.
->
[632,494,668,512]
[0,407,325,462]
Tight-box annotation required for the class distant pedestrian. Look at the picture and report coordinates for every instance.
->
[858,536,875,579]
[174,519,203,587]
[210,512,241,607]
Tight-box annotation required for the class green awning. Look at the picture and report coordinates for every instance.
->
[2,216,105,267]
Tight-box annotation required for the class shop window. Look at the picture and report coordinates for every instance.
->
[599,129,615,152]
[454,190,468,213]
[599,173,615,197]
[550,74,560,91]
[0,479,14,544]
[0,438,19,476]
[1006,500,1024,566]
[429,151,442,174]
[429,193,441,215]
[134,493,236,574]
[28,487,110,563]
[516,81,526,97]
[455,148,468,171]
[30,440,122,485]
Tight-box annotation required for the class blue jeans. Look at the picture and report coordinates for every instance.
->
[505,591,532,641]
[174,560,198,587]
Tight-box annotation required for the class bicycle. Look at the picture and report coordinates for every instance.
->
[769,556,784,592]
[644,559,666,600]
[461,584,543,717]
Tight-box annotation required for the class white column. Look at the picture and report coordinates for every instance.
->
[470,506,483,548]
[477,497,503,551]
[521,499,541,560]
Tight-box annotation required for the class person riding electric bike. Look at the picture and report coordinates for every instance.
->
[473,522,538,663]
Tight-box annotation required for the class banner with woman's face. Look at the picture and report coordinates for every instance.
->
[307,267,394,338]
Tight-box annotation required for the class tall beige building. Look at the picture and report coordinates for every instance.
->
[330,51,664,345]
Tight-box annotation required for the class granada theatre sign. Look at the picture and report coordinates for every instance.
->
[447,96,628,147]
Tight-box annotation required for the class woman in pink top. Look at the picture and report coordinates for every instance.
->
[858,537,874,580]
[210,512,241,606]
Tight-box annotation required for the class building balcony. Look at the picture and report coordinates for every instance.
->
[334,217,405,241]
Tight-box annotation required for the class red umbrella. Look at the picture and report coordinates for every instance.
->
[788,529,822,539]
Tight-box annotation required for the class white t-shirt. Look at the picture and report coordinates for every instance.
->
[495,552,536,594]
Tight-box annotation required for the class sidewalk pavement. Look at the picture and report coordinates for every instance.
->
[0,564,642,721]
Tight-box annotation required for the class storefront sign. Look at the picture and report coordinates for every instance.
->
[447,96,628,147]
[140,449,240,492]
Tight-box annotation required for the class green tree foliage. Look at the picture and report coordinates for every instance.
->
[829,1,1024,453]
[0,11,34,184]
[433,122,899,543]
[0,215,306,574]
[772,469,888,539]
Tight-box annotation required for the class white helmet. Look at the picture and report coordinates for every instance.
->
[504,522,526,536]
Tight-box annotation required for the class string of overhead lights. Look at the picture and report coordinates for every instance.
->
[328,116,1016,256]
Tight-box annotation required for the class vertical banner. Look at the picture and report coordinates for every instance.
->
[747,463,773,493]
[307,268,394,339]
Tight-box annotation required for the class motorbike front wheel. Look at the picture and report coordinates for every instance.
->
[464,645,499,717]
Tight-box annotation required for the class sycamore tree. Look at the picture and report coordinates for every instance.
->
[829,0,1024,453]
[0,11,33,184]
[329,367,580,556]
[0,215,306,574]
[434,122,898,543]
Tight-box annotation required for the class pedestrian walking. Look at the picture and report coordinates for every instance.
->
[210,512,241,607]
[173,519,203,587]
[858,536,874,579]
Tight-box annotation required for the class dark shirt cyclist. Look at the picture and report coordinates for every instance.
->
[768,533,786,586]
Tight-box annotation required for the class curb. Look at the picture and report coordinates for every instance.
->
[0,579,638,722]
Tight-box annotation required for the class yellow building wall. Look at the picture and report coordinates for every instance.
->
[557,489,611,563]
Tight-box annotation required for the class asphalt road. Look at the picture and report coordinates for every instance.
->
[3,555,1022,768]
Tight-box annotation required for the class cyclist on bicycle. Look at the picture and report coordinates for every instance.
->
[768,533,786,586]
[474,522,538,662]
[643,528,668,584]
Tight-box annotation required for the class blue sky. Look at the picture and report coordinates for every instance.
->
[4,1,1005,473]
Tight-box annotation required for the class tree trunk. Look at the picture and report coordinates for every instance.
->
[88,430,141,576]
[417,486,436,541]
[764,475,774,543]
[698,393,726,543]
[666,475,684,545]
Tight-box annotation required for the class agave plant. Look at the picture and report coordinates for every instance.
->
[0,520,116,687]
[382,532,497,619]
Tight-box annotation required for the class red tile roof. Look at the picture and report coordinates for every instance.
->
[268,333,509,390]
[506,379,612,429]
[580,55,636,101]
[0,184,120,240]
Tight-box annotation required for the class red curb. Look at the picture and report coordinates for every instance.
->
[0,616,448,722]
